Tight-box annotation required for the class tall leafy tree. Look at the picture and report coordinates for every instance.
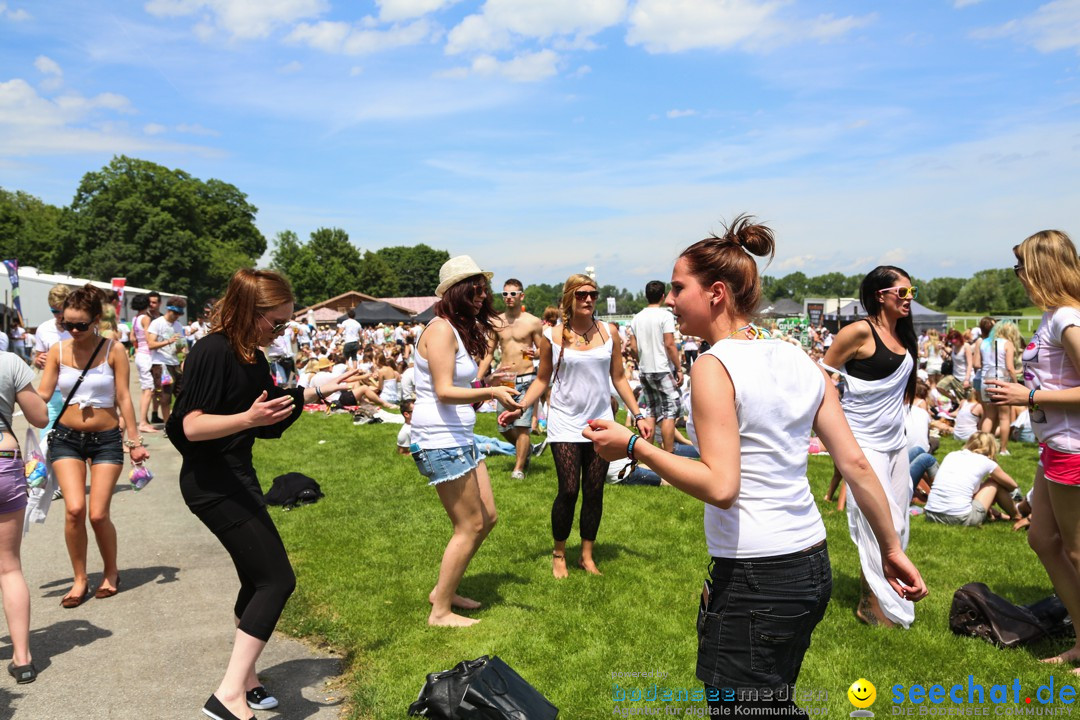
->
[0,188,65,270]
[59,156,265,307]
[374,244,449,296]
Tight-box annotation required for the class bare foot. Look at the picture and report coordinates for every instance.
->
[428,590,482,610]
[552,552,569,580]
[1013,517,1031,531]
[1042,647,1080,665]
[428,611,480,627]
[137,424,159,433]
[578,558,603,576]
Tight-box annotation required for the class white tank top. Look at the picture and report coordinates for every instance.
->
[546,327,615,443]
[953,401,979,441]
[825,348,913,453]
[951,344,968,380]
[411,320,477,449]
[687,340,827,558]
[980,338,1009,379]
[57,341,116,409]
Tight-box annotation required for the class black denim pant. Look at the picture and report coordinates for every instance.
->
[697,541,832,716]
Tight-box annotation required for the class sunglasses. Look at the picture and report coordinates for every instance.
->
[166,305,184,313]
[502,291,521,298]
[50,307,61,314]
[1013,263,1024,276]
[60,320,95,332]
[879,286,918,300]
[260,315,288,334]
[574,290,600,301]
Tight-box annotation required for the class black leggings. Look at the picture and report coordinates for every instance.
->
[550,442,609,542]
[196,499,296,642]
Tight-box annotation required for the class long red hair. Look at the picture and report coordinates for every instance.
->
[211,269,294,363]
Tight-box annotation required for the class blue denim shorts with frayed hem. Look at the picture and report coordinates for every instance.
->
[47,423,124,466]
[411,442,481,486]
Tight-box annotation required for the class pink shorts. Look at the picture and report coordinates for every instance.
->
[1040,443,1080,486]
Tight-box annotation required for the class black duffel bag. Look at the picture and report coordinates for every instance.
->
[408,655,558,719]
[949,582,1048,648]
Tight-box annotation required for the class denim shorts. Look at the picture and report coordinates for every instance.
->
[48,423,125,466]
[496,373,537,431]
[411,442,481,486]
[697,541,831,694]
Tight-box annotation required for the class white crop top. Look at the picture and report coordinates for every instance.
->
[57,341,116,409]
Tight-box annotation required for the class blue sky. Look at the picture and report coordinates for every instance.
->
[2,0,1079,291]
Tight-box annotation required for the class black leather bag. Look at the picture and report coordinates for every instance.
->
[408,655,558,720]
[949,582,1047,648]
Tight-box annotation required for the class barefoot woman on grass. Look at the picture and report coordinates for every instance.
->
[986,229,1080,667]
[412,256,521,626]
[502,274,652,578]
[167,269,357,720]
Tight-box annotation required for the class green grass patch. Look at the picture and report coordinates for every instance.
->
[253,414,1077,718]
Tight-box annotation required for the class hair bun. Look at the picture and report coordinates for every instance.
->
[728,214,775,261]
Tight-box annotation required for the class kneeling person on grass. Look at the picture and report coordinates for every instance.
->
[924,432,1021,526]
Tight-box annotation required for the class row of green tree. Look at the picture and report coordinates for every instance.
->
[762,269,1030,313]
[1,155,1029,314]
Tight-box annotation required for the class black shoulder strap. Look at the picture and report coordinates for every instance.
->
[60,337,108,411]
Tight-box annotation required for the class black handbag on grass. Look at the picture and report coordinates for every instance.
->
[408,655,559,719]
[949,582,1048,648]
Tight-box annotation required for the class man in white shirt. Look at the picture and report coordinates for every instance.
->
[34,285,74,438]
[339,310,362,366]
[147,297,187,423]
[629,281,683,452]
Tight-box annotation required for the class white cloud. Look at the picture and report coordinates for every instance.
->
[278,60,303,73]
[0,3,30,21]
[286,17,437,55]
[954,0,985,7]
[144,122,168,134]
[377,0,459,22]
[666,108,696,118]
[34,56,62,77]
[446,0,627,54]
[144,0,329,40]
[777,254,815,270]
[468,49,561,82]
[626,0,873,53]
[349,65,364,76]
[972,0,1080,53]
[0,77,215,157]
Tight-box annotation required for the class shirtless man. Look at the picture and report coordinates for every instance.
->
[479,279,546,479]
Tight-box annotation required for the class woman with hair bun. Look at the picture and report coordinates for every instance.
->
[167,269,357,720]
[585,215,925,715]
[503,273,652,579]
[823,266,920,628]
[37,284,149,608]
[987,229,1080,666]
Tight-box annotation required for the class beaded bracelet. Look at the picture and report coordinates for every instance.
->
[627,434,638,461]
[1029,388,1038,408]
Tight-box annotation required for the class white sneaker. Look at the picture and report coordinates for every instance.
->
[511,470,526,480]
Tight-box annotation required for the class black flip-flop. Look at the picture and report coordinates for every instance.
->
[8,661,37,684]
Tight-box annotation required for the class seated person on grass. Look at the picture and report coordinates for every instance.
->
[396,399,546,460]
[924,432,1020,526]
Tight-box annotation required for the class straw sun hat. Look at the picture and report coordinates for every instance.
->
[435,255,494,298]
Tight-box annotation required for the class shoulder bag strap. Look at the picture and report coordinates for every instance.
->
[60,337,108,411]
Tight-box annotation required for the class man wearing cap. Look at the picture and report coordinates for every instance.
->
[478,278,546,479]
[146,297,188,423]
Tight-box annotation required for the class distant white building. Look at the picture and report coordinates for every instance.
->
[0,266,188,328]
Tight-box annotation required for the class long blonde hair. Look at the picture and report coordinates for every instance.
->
[553,273,598,383]
[1014,230,1080,310]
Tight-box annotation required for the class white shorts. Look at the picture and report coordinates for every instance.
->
[135,353,154,390]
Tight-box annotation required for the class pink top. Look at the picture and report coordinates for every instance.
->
[1023,307,1080,453]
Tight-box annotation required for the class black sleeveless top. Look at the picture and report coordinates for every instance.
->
[846,320,907,381]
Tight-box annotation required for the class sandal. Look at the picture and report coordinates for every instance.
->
[8,661,37,684]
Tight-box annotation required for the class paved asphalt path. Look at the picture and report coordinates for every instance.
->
[1,366,345,720]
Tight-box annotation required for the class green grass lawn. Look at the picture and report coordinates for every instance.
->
[253,413,1079,718]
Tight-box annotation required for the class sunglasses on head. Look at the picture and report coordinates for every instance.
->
[60,320,95,332]
[50,307,61,314]
[166,305,184,313]
[574,290,599,301]
[1013,263,1024,276]
[879,286,918,300]
[502,291,521,298]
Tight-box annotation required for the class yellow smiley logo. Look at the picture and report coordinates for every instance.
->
[848,678,877,709]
